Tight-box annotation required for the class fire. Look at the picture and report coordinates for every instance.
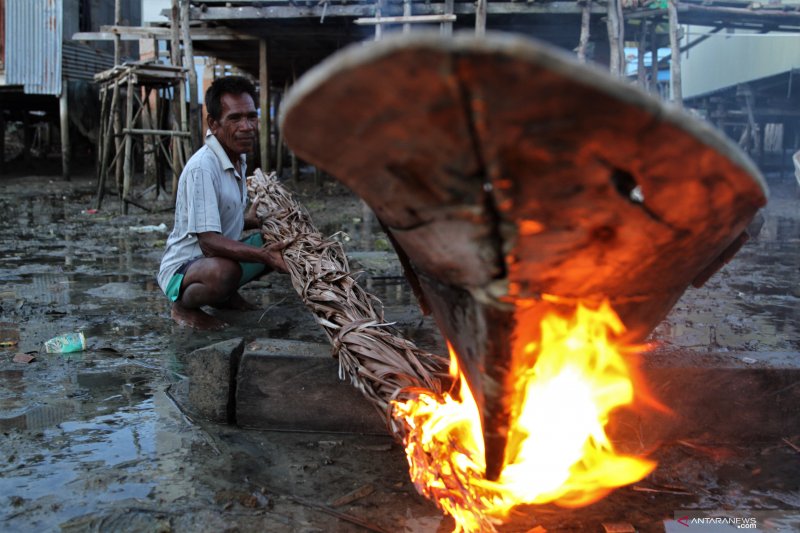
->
[392,301,656,532]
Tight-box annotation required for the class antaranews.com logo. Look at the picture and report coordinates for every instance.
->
[672,510,800,532]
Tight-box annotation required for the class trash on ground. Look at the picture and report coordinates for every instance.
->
[43,332,87,354]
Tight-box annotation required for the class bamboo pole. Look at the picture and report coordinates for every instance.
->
[181,0,201,152]
[668,0,682,105]
[576,0,591,63]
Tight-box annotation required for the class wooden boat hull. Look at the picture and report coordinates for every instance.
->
[281,33,768,480]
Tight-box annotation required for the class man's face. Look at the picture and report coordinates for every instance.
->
[208,92,258,159]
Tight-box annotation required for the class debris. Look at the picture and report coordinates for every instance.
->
[82,208,99,215]
[330,483,375,507]
[782,437,800,454]
[602,523,635,533]
[741,356,757,364]
[127,223,167,233]
[12,353,36,364]
[632,485,693,496]
[0,322,20,347]
[43,332,86,354]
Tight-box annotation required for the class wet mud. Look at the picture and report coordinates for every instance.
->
[1,171,798,532]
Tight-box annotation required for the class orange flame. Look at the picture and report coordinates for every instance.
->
[392,301,656,532]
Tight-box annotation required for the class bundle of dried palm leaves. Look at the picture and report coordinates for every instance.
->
[247,169,448,434]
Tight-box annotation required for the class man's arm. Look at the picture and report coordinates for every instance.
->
[197,231,288,272]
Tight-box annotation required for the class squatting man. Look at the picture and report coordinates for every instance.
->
[157,76,288,330]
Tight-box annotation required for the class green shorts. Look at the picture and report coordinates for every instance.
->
[164,233,267,302]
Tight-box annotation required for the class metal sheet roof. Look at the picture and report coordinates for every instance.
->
[5,0,62,95]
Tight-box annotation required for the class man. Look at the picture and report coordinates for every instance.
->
[157,76,287,330]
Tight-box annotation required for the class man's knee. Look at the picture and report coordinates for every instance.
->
[207,260,242,296]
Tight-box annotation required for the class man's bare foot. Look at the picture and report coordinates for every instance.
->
[211,291,259,311]
[171,303,228,330]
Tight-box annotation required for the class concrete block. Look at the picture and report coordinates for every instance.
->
[236,339,386,434]
[178,337,245,423]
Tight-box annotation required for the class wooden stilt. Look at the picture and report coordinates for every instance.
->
[170,0,185,203]
[650,25,659,94]
[442,0,454,36]
[0,106,5,176]
[475,0,487,36]
[59,81,71,181]
[637,22,648,89]
[577,0,591,63]
[181,0,201,152]
[122,77,134,214]
[668,0,682,105]
[606,0,623,76]
[259,39,270,173]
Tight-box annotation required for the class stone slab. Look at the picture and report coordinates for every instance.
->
[236,339,386,434]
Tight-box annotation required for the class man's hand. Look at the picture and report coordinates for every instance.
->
[260,238,292,273]
[244,198,262,230]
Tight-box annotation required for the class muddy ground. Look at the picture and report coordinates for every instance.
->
[0,166,798,533]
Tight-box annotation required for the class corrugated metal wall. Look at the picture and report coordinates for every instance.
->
[5,0,63,95]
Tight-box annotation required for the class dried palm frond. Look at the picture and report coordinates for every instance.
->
[247,169,448,435]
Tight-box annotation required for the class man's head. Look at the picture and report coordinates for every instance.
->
[205,76,259,160]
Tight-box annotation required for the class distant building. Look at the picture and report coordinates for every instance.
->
[0,0,141,178]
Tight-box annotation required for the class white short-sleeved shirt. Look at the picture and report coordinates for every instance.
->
[157,134,247,295]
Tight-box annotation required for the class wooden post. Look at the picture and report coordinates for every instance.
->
[113,0,121,66]
[259,39,270,173]
[475,0,487,36]
[668,0,682,105]
[97,81,119,209]
[114,82,124,195]
[403,0,412,34]
[276,81,288,177]
[442,0,454,36]
[577,0,591,63]
[59,80,71,181]
[122,77,134,214]
[291,150,298,182]
[650,24,659,94]
[0,105,5,176]
[606,0,624,76]
[22,111,31,165]
[170,0,184,202]
[181,0,201,152]
[374,0,383,41]
[637,22,648,89]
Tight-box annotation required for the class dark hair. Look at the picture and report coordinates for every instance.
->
[205,75,258,120]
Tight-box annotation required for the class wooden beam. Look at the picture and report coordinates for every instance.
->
[181,0,202,152]
[187,2,600,20]
[73,25,255,41]
[259,39,270,173]
[355,14,456,25]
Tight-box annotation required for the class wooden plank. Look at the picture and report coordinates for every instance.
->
[281,33,768,479]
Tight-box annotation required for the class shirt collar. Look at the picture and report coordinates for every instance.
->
[205,132,247,179]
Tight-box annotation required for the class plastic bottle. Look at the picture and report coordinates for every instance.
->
[43,332,87,354]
